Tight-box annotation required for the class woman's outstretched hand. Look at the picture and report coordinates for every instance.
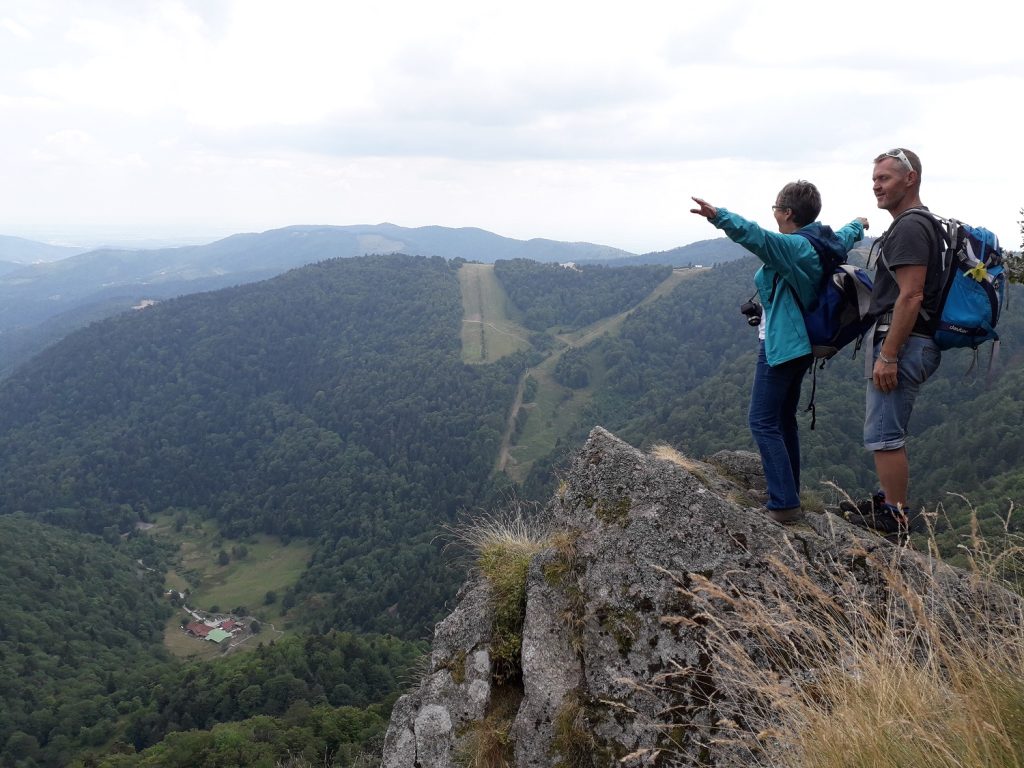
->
[690,196,717,220]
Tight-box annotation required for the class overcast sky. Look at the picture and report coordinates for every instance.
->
[1,0,1021,253]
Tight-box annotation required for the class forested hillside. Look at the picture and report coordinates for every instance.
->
[0,513,422,766]
[0,516,174,765]
[492,259,671,331]
[596,236,751,267]
[0,224,635,379]
[0,254,524,639]
[2,250,696,766]
[0,233,87,263]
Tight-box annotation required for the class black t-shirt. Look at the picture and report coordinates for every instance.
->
[869,208,944,336]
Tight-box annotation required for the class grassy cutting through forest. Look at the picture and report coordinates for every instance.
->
[458,262,532,363]
[496,268,704,484]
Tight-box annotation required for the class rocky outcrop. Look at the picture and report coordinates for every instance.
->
[382,427,1020,767]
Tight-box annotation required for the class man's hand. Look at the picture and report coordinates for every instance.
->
[872,356,898,393]
[690,197,717,220]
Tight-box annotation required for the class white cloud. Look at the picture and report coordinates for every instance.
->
[0,0,1021,252]
[0,17,31,38]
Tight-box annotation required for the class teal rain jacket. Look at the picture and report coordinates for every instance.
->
[711,209,865,366]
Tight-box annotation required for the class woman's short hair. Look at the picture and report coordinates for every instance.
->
[777,180,821,227]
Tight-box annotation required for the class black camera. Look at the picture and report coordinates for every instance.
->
[740,300,762,327]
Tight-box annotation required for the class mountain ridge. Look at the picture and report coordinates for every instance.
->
[0,233,89,263]
[2,223,738,378]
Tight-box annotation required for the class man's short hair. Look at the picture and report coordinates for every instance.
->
[874,147,922,176]
[777,180,821,227]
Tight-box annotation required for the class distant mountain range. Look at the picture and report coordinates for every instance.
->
[0,224,746,377]
[0,233,90,265]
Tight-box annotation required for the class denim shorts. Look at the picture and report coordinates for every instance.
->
[864,335,941,451]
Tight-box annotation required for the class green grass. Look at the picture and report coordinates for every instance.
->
[507,367,590,483]
[143,511,311,655]
[449,509,550,683]
[188,536,311,620]
[162,612,224,661]
[164,568,190,593]
[458,263,532,363]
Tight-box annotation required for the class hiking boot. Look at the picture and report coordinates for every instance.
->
[839,498,873,517]
[765,506,804,524]
[839,490,886,516]
[842,501,912,544]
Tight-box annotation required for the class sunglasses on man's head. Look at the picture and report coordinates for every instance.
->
[884,148,914,172]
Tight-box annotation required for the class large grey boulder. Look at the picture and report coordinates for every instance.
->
[382,426,1020,767]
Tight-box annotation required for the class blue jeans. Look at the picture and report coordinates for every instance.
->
[749,341,812,510]
[864,335,941,451]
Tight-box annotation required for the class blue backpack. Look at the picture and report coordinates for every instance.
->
[877,211,1005,356]
[794,229,875,361]
[769,227,876,428]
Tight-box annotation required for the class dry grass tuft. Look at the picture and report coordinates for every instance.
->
[446,505,551,684]
[448,506,549,561]
[649,443,704,473]
[551,690,601,767]
[799,489,825,514]
[656,512,1024,767]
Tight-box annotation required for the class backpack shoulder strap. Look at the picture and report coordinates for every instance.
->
[768,231,826,308]
[794,227,846,273]
[872,208,950,327]
[874,208,947,271]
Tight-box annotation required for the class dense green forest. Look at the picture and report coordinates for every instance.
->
[492,258,671,330]
[0,516,174,766]
[119,631,419,749]
[0,254,523,639]
[0,517,422,767]
[91,706,388,768]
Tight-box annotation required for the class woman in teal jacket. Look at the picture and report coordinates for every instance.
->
[691,181,867,523]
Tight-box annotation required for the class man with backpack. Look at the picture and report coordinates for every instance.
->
[691,183,868,524]
[847,148,943,539]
